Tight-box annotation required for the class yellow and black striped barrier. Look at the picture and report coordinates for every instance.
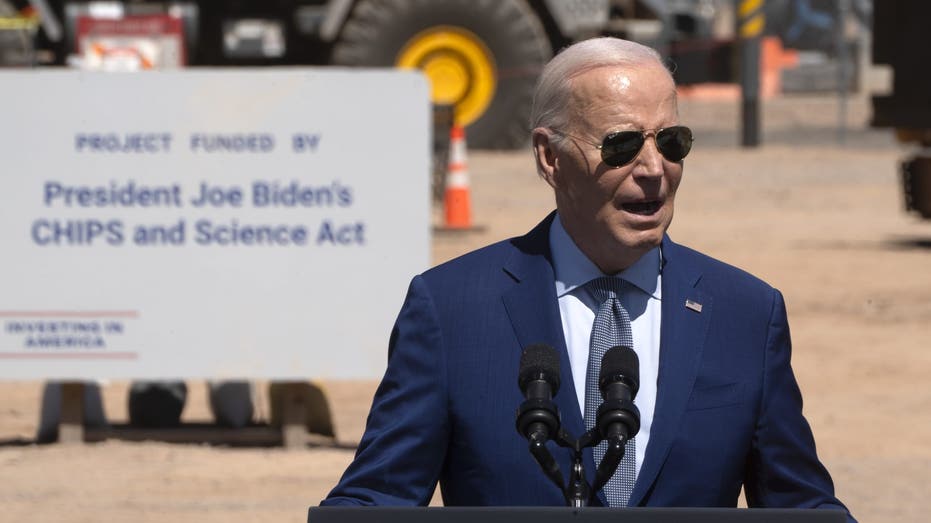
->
[738,0,766,39]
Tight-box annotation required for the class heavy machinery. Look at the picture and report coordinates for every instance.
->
[5,0,719,149]
[871,2,931,218]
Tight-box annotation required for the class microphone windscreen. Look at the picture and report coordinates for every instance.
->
[600,346,639,395]
[518,343,561,393]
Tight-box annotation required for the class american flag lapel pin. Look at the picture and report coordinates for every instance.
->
[685,299,703,313]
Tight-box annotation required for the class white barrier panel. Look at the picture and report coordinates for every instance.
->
[0,69,430,380]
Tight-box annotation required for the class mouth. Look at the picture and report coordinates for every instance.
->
[621,199,664,216]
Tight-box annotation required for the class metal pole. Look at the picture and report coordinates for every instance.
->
[737,0,765,147]
[836,0,850,144]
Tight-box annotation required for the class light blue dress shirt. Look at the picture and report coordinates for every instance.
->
[549,214,662,475]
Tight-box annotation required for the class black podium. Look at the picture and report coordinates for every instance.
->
[309,506,845,523]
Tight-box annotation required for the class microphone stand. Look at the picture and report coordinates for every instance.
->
[557,428,590,507]
[524,426,623,507]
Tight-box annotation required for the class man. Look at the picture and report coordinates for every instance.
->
[322,37,855,521]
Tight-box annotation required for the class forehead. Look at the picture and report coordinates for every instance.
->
[568,64,678,130]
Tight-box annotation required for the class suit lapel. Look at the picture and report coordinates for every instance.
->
[500,214,592,485]
[629,237,713,506]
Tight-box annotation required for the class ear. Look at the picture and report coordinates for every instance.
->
[532,128,559,189]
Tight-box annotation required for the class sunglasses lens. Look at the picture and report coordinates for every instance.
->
[600,131,645,167]
[656,126,693,162]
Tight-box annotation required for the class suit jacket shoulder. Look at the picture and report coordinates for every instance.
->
[420,214,555,298]
[664,238,775,294]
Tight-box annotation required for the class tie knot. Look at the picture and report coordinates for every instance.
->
[587,276,627,303]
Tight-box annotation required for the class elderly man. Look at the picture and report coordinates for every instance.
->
[322,37,855,521]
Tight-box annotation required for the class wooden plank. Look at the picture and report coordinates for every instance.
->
[83,423,340,447]
[85,424,280,445]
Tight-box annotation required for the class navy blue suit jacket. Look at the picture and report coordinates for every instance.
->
[323,213,854,521]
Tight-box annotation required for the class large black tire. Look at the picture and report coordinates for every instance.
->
[331,0,552,149]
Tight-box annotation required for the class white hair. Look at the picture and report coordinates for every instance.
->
[530,37,670,143]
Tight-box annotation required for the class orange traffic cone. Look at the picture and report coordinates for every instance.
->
[443,125,473,229]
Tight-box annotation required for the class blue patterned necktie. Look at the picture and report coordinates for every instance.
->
[585,276,637,507]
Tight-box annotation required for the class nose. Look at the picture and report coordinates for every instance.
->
[631,133,665,178]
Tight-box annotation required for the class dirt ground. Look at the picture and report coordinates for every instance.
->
[1,93,929,523]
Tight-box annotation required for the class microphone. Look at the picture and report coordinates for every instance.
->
[597,345,640,442]
[515,343,561,442]
[515,343,565,494]
[591,346,641,496]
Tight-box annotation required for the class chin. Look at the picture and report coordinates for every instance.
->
[616,227,665,252]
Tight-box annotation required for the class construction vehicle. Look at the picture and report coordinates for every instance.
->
[871,2,931,218]
[4,0,720,149]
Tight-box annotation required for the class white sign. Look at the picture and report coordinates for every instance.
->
[0,69,430,380]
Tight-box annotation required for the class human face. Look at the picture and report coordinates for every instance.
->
[534,64,684,274]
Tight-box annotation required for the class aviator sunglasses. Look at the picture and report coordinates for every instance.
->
[552,125,694,168]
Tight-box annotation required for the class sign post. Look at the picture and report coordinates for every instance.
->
[737,0,765,147]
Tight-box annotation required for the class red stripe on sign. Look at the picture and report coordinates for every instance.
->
[0,352,139,359]
[0,311,140,318]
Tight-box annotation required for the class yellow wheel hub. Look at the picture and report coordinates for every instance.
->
[396,26,497,127]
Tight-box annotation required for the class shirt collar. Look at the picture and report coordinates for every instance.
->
[550,213,662,300]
